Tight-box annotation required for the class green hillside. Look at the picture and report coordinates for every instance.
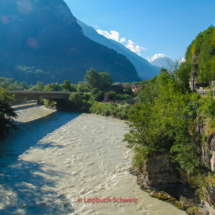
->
[185,25,215,84]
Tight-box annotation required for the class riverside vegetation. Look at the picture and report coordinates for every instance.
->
[124,26,215,214]
[1,26,215,214]
[0,68,141,136]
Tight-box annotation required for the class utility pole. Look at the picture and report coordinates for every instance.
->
[26,71,28,85]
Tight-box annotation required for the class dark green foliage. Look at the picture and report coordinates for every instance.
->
[0,88,17,135]
[90,88,104,102]
[123,86,133,95]
[44,83,62,91]
[85,68,113,91]
[77,82,90,92]
[70,84,77,92]
[105,91,116,95]
[61,80,71,91]
[68,93,91,112]
[85,69,100,89]
[99,72,113,91]
[115,94,130,100]
[0,77,28,90]
[173,62,192,92]
[81,93,91,101]
[69,93,83,108]
[29,81,44,91]
[125,69,202,176]
[104,93,115,102]
[139,80,149,87]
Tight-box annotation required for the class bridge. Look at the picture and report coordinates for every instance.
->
[9,91,83,105]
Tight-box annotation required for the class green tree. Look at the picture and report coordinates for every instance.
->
[123,86,132,95]
[85,69,100,89]
[85,68,112,90]
[44,83,62,91]
[69,93,83,108]
[70,84,77,92]
[125,71,201,176]
[0,88,17,135]
[61,80,71,91]
[36,81,44,91]
[20,81,28,89]
[174,62,192,92]
[99,72,113,90]
[77,82,89,92]
[90,88,104,102]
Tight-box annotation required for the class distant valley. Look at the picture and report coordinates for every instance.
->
[77,19,160,80]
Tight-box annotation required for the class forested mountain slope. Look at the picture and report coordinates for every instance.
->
[0,0,140,84]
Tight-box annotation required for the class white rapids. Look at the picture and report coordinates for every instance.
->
[0,103,186,215]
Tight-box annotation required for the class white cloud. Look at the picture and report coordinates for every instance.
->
[180,57,186,63]
[125,40,146,55]
[97,29,147,55]
[120,37,126,43]
[148,54,166,62]
[97,29,126,44]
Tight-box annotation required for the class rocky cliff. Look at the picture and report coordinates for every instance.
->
[130,135,215,214]
[0,0,140,84]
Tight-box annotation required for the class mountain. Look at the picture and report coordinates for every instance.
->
[77,19,160,80]
[150,57,174,68]
[0,0,140,84]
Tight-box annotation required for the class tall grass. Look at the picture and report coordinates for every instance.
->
[90,102,131,120]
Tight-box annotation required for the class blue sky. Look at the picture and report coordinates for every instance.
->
[65,0,215,62]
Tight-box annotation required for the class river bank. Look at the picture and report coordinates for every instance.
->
[0,102,186,214]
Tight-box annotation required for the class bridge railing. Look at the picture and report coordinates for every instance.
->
[9,91,83,94]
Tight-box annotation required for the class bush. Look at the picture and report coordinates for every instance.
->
[90,88,104,101]
[69,93,83,108]
[82,93,91,101]
[44,99,55,107]
[90,102,131,119]
[115,94,130,100]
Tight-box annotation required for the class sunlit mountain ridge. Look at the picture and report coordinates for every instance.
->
[0,0,140,84]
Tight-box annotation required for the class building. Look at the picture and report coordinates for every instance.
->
[131,85,142,92]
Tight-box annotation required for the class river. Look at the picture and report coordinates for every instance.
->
[0,102,186,215]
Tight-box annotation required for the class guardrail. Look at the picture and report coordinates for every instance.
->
[196,89,215,96]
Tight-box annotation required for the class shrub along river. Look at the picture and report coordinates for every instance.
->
[0,102,186,214]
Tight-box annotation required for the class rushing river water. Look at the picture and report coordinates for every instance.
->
[0,103,186,215]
